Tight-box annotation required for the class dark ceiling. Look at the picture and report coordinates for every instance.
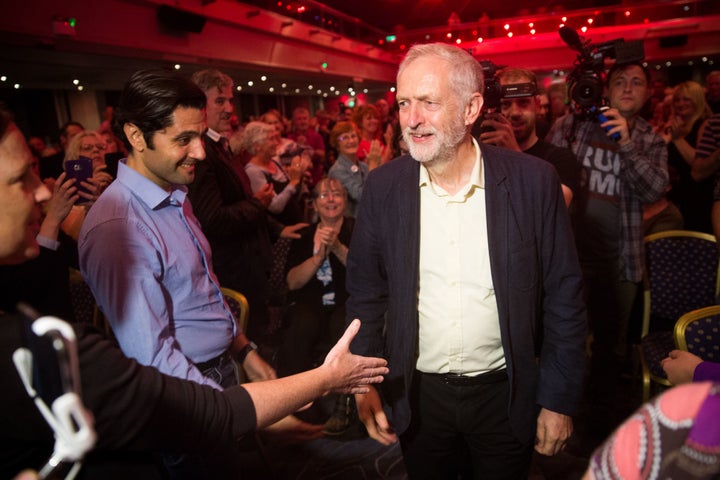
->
[296,0,594,32]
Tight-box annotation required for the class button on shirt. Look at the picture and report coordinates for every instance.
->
[79,161,236,389]
[416,138,505,376]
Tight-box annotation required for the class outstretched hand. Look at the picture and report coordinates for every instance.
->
[322,319,388,395]
[281,222,309,239]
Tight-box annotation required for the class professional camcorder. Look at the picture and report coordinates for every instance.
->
[558,25,645,114]
[479,60,536,112]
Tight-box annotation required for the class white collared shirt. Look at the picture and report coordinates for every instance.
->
[416,138,505,376]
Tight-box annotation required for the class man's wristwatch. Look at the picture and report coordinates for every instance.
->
[236,341,258,363]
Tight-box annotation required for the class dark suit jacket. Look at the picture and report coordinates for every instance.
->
[187,134,283,311]
[346,143,587,443]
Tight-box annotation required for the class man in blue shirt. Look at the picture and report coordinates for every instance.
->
[79,70,274,390]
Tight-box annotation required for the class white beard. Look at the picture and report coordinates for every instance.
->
[403,116,467,164]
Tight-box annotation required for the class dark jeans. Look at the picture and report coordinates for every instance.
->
[162,354,240,479]
[400,371,533,480]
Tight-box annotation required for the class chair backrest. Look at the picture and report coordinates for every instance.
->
[643,230,719,337]
[68,268,111,335]
[674,305,720,363]
[221,287,249,334]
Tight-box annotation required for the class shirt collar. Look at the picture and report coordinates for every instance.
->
[205,128,222,143]
[117,160,187,209]
[418,137,484,195]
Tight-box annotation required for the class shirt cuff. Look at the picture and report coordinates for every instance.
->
[37,235,61,251]
[693,361,720,382]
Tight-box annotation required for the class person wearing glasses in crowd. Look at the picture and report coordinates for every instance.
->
[327,121,380,217]
[278,179,359,435]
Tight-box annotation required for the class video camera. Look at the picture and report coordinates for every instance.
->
[479,60,536,112]
[559,25,644,113]
[477,60,538,134]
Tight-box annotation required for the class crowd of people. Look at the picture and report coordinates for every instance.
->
[2,44,720,479]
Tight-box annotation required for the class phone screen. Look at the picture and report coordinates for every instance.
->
[64,156,93,203]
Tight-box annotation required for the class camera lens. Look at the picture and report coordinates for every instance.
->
[571,73,603,109]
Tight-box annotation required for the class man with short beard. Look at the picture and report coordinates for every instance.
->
[346,43,587,479]
[479,67,580,207]
[78,70,279,477]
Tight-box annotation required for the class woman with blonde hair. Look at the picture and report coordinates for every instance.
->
[664,81,714,232]
[58,131,114,239]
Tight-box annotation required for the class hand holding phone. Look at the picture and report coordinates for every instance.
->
[592,106,621,141]
[63,157,93,204]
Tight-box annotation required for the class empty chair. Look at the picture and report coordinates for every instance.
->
[640,230,719,401]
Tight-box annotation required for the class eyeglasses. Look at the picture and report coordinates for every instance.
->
[318,191,344,199]
[80,143,107,152]
[337,132,358,142]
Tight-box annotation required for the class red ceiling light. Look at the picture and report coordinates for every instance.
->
[297,5,306,13]
[625,10,631,17]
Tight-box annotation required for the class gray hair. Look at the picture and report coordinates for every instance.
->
[397,43,484,108]
[237,121,275,156]
[190,69,233,93]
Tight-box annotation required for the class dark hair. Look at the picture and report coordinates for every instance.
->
[607,62,650,86]
[113,69,206,152]
[60,121,84,139]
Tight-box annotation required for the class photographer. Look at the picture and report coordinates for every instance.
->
[479,67,580,207]
[547,61,668,439]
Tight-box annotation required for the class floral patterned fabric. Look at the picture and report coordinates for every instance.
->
[588,382,720,479]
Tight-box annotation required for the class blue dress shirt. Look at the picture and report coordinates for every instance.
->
[79,161,236,389]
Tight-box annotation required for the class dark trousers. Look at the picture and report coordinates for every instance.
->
[400,371,533,480]
[162,355,241,479]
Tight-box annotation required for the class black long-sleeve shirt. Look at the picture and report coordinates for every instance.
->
[0,314,256,478]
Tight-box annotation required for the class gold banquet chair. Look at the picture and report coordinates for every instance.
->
[639,230,720,401]
[674,305,720,366]
[220,287,251,382]
[68,267,111,336]
[220,287,273,473]
[221,286,250,336]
